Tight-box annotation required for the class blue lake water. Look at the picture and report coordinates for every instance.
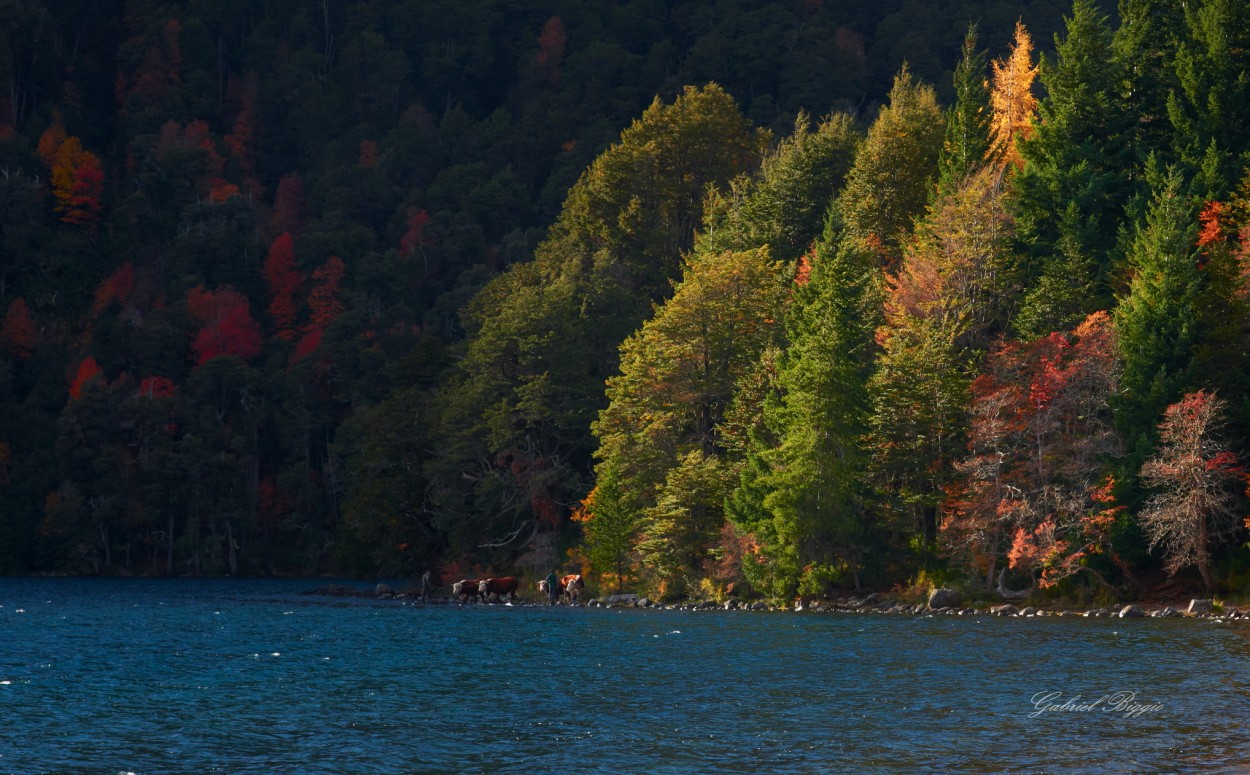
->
[0,579,1248,774]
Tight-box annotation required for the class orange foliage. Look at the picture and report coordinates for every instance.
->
[42,125,104,225]
[1197,200,1226,249]
[989,21,1038,171]
[0,297,36,360]
[535,16,568,86]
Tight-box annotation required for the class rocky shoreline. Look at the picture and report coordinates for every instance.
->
[304,584,1245,622]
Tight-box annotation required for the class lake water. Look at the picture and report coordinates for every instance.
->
[0,579,1247,773]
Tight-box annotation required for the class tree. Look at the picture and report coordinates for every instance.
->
[572,461,639,593]
[1113,0,1185,164]
[697,111,861,264]
[937,24,991,197]
[263,233,302,339]
[1113,169,1202,461]
[0,297,35,360]
[837,66,944,266]
[188,286,263,366]
[1012,0,1131,339]
[433,84,763,559]
[945,312,1122,590]
[592,245,789,585]
[1168,0,1250,198]
[989,20,1039,171]
[1139,390,1244,592]
[868,167,1016,548]
[729,213,881,598]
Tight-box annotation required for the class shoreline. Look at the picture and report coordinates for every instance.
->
[304,584,1246,622]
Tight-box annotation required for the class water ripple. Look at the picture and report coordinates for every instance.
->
[0,579,1246,773]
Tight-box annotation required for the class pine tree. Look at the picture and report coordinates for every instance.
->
[1013,0,1131,339]
[1113,0,1185,164]
[937,24,992,197]
[727,209,881,598]
[1114,169,1202,470]
[1168,0,1250,199]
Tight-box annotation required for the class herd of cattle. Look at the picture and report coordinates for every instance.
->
[450,574,585,604]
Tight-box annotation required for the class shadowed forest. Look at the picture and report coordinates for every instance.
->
[2,0,1249,605]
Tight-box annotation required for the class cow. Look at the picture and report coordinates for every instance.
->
[478,576,520,603]
[561,574,584,604]
[451,579,482,603]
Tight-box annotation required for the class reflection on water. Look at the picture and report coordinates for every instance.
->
[0,578,1247,774]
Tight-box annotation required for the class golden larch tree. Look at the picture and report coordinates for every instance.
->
[989,21,1039,171]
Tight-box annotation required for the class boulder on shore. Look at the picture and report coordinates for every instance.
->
[928,588,962,610]
[990,604,1018,616]
[1119,604,1145,618]
[1188,599,1213,615]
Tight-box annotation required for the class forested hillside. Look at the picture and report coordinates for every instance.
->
[4,0,1247,601]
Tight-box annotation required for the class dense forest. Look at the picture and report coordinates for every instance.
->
[2,0,1248,603]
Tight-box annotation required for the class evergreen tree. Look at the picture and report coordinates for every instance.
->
[727,209,881,598]
[936,24,992,197]
[1114,169,1202,471]
[838,66,945,266]
[698,111,861,263]
[1168,0,1250,199]
[1013,0,1131,339]
[1113,0,1185,165]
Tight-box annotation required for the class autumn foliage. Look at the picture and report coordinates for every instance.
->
[0,298,36,360]
[69,356,104,400]
[187,286,263,365]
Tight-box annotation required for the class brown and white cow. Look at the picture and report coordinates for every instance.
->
[478,576,520,603]
[451,579,482,603]
[561,574,585,604]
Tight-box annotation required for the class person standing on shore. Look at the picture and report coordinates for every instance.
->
[545,569,559,605]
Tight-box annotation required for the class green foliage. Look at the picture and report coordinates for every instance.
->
[937,25,992,197]
[838,66,945,264]
[1113,168,1202,473]
[727,212,881,599]
[697,111,861,263]
[1013,0,1132,339]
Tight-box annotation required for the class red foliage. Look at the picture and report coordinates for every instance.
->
[358,140,378,167]
[0,297,36,360]
[291,326,323,363]
[137,376,177,398]
[944,312,1122,583]
[91,263,136,316]
[263,233,303,337]
[307,256,345,328]
[400,207,432,255]
[270,173,306,239]
[535,16,568,86]
[187,286,263,365]
[69,356,103,400]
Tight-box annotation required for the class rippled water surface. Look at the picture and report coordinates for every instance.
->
[1,579,1248,773]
